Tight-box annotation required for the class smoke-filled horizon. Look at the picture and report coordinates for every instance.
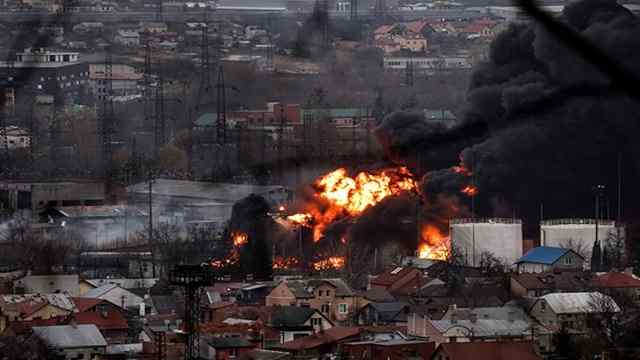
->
[375,0,640,238]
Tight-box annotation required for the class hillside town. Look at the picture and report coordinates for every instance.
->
[2,0,640,359]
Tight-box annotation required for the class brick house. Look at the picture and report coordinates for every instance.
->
[431,341,542,360]
[510,271,591,298]
[370,266,424,298]
[265,279,356,323]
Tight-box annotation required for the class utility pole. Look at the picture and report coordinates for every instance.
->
[148,169,156,278]
[100,48,116,202]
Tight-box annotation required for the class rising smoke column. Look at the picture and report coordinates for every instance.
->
[376,0,640,236]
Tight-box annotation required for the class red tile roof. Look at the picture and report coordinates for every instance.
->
[274,326,362,351]
[374,24,394,35]
[371,267,421,287]
[405,20,430,33]
[6,317,64,335]
[72,297,103,312]
[436,341,541,360]
[592,272,640,288]
[74,310,129,331]
[511,271,591,290]
[16,301,48,318]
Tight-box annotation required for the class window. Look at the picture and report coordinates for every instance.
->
[49,55,56,62]
[63,54,70,62]
[564,256,572,265]
[338,303,348,314]
[311,317,321,326]
[540,301,546,312]
[321,304,329,313]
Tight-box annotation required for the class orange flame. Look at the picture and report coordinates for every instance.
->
[273,256,300,269]
[287,213,313,227]
[461,185,478,197]
[288,167,417,242]
[418,225,450,261]
[312,256,345,271]
[232,232,248,247]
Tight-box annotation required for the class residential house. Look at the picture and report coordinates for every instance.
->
[369,266,424,298]
[114,29,140,46]
[355,302,410,326]
[431,341,542,360]
[0,294,76,332]
[139,22,168,34]
[79,277,159,295]
[244,349,291,360]
[529,292,620,333]
[0,126,30,150]
[355,287,396,311]
[591,271,640,303]
[32,324,107,360]
[510,271,591,298]
[72,297,129,340]
[238,282,276,304]
[13,274,79,295]
[204,337,255,360]
[272,326,362,358]
[458,19,499,40]
[420,315,535,346]
[266,307,333,347]
[514,246,585,273]
[72,22,104,34]
[373,22,429,54]
[265,279,356,323]
[410,304,552,353]
[80,283,144,310]
[342,338,435,360]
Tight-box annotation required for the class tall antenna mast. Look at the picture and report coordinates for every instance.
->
[154,57,166,159]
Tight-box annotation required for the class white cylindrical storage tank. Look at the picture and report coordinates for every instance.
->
[540,219,622,266]
[450,218,523,267]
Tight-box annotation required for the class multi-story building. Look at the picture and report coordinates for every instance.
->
[88,63,143,100]
[265,279,356,323]
[0,48,90,105]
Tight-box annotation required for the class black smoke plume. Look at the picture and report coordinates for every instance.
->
[376,0,640,236]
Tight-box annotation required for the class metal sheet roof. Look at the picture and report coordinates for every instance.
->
[33,324,107,348]
[515,246,572,265]
[539,292,620,314]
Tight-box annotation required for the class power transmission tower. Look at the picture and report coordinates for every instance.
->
[100,49,116,200]
[374,0,386,19]
[48,97,59,175]
[215,65,226,144]
[277,105,286,181]
[169,265,212,360]
[349,0,358,21]
[143,33,156,158]
[196,23,213,110]
[321,0,330,50]
[154,65,166,159]
[405,54,414,87]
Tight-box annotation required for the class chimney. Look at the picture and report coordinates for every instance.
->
[470,313,477,323]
